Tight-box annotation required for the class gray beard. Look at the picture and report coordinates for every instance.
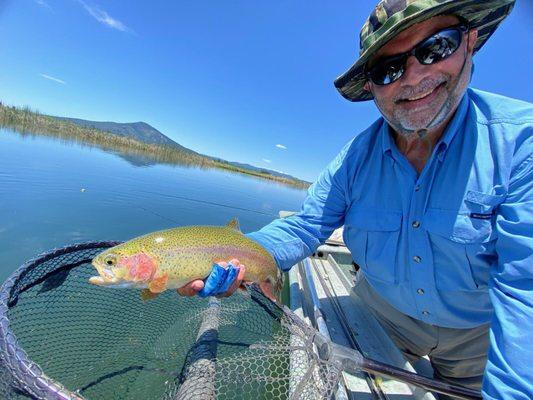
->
[374,76,464,139]
[374,54,472,139]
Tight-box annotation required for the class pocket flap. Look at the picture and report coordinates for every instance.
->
[424,209,494,243]
[465,190,505,207]
[348,209,402,231]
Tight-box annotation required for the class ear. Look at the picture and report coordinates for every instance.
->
[467,28,478,54]
[363,81,372,93]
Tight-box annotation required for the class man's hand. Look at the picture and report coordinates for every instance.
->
[176,259,246,298]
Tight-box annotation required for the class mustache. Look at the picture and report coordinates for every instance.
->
[394,77,447,102]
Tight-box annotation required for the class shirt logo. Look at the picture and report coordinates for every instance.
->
[470,212,493,220]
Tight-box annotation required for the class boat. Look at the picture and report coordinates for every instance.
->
[282,211,437,399]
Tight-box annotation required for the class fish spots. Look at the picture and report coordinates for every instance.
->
[91,225,280,294]
[120,253,157,282]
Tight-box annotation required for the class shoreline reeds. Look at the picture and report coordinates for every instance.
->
[0,103,310,190]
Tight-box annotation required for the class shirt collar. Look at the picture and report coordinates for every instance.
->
[381,91,470,159]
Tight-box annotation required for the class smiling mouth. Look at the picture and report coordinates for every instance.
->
[397,82,446,103]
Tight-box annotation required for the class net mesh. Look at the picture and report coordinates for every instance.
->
[0,242,341,400]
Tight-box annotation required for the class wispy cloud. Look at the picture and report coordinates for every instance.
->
[40,73,66,85]
[276,144,287,150]
[76,0,133,33]
[262,159,272,164]
[35,0,51,9]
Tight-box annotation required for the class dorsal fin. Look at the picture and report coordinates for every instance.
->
[226,218,241,232]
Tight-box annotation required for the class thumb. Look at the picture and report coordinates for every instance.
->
[177,279,205,296]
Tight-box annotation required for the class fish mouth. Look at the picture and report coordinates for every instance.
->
[89,264,117,285]
[89,261,136,288]
[89,275,118,286]
[89,275,147,289]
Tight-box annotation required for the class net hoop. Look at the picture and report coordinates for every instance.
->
[0,241,121,400]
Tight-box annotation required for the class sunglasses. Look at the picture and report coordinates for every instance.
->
[366,25,468,86]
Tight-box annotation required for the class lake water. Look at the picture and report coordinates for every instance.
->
[0,128,308,283]
[0,128,311,399]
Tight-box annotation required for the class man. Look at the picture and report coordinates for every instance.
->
[179,1,532,398]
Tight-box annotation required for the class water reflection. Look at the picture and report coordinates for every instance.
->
[0,109,308,189]
[0,128,307,282]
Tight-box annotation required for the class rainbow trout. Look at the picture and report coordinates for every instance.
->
[89,219,281,300]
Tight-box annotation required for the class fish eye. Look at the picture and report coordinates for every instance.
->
[104,254,117,266]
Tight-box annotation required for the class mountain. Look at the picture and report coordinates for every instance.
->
[56,117,195,153]
[57,116,308,184]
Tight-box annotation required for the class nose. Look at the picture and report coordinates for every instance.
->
[401,54,429,85]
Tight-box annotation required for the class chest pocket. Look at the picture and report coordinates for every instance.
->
[344,208,402,285]
[424,190,504,291]
[425,190,503,243]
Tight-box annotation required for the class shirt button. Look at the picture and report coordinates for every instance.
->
[412,221,421,228]
[417,288,425,295]
[422,311,430,316]
[414,185,421,192]
[413,255,422,263]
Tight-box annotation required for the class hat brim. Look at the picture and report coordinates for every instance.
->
[334,0,515,102]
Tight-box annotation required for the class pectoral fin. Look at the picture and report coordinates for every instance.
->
[140,289,159,301]
[148,273,169,294]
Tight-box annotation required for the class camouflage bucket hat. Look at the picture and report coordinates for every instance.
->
[334,0,516,102]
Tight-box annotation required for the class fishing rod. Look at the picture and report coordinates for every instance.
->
[313,333,481,400]
[137,189,279,217]
[305,259,482,400]
[299,259,388,400]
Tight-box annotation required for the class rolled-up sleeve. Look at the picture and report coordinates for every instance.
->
[483,154,533,399]
[246,142,351,271]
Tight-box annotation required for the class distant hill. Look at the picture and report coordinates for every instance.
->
[56,116,308,184]
[56,117,195,154]
[219,160,298,181]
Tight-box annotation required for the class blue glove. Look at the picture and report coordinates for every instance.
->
[198,262,240,298]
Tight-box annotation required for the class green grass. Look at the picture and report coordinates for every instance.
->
[0,102,310,190]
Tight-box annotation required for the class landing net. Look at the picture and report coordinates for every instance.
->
[0,242,340,400]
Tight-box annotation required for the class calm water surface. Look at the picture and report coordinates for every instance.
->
[0,128,310,399]
[0,129,308,283]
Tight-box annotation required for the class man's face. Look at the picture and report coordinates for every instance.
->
[365,15,478,136]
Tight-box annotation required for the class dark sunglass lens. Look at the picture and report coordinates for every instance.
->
[370,59,404,85]
[416,28,462,65]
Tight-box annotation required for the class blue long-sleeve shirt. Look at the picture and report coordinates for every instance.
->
[247,88,533,399]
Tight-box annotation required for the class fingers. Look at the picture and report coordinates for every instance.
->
[178,259,245,298]
[176,280,205,297]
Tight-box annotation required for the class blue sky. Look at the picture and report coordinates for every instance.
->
[1,1,531,182]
